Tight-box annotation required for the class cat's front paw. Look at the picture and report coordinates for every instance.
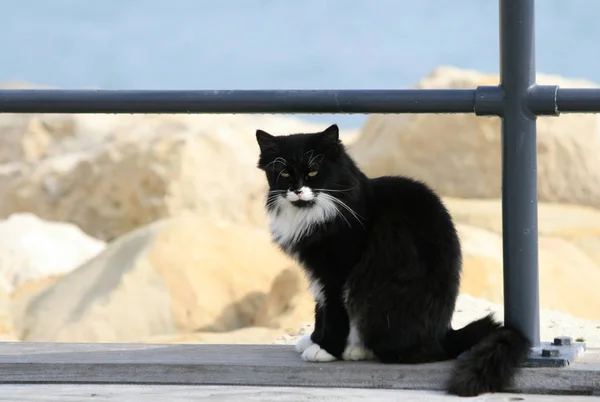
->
[342,345,375,361]
[295,334,315,353]
[301,344,337,362]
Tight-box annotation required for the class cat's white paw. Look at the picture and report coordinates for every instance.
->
[342,345,375,361]
[295,334,315,353]
[301,344,337,362]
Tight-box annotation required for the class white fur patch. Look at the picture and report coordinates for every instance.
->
[341,286,350,305]
[295,334,314,353]
[301,344,337,362]
[342,344,374,361]
[268,189,338,247]
[342,288,375,361]
[347,321,362,346]
[308,275,326,306]
[285,186,315,202]
[342,321,375,361]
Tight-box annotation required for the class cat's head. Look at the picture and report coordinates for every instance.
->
[255,124,353,211]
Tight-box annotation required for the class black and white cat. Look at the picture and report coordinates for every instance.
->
[255,124,531,396]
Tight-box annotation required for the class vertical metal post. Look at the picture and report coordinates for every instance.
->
[499,0,540,346]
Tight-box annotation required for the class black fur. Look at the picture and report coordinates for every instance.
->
[255,124,531,396]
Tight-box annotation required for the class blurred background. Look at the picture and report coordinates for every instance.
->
[0,0,599,347]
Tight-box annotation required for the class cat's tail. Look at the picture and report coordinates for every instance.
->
[442,313,531,397]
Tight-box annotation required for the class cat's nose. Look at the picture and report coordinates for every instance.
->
[293,189,303,195]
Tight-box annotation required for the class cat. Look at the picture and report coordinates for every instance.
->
[255,123,531,397]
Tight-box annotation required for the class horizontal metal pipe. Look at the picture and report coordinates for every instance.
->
[555,88,600,113]
[0,89,476,114]
[4,87,600,116]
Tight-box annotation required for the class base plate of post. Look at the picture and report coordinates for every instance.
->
[457,336,587,368]
[522,336,587,368]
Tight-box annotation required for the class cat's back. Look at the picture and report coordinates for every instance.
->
[366,175,456,232]
[363,174,461,281]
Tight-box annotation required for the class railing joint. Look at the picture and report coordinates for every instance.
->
[474,85,504,116]
[527,84,560,116]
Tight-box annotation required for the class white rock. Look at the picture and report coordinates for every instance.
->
[0,213,105,293]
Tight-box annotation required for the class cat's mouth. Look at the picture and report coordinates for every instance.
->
[290,199,316,208]
[285,187,316,204]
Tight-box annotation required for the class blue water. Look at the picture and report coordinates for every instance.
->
[1,0,599,128]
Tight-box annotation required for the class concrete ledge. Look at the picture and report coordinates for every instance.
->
[0,343,598,396]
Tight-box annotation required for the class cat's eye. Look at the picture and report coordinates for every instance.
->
[280,172,290,177]
[308,171,318,177]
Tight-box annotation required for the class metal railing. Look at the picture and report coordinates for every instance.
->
[1,0,599,349]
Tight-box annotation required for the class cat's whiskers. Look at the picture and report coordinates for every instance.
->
[266,192,285,210]
[264,157,289,172]
[266,197,279,208]
[304,149,324,170]
[266,198,276,205]
[329,202,352,228]
[319,193,365,228]
[313,186,357,193]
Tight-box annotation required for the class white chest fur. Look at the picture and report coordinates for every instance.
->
[268,191,337,248]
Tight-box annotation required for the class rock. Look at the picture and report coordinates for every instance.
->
[0,285,14,337]
[0,213,105,293]
[11,216,297,343]
[0,114,356,241]
[552,227,600,267]
[349,66,600,209]
[444,197,600,235]
[445,197,600,267]
[458,223,600,321]
[0,114,79,164]
[253,267,315,333]
[0,116,265,241]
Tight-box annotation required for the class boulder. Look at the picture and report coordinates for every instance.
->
[0,115,267,241]
[253,267,314,333]
[444,196,600,267]
[11,215,297,343]
[0,114,353,241]
[0,285,14,338]
[0,213,105,293]
[349,66,600,209]
[0,114,79,164]
[458,223,600,321]
[444,197,600,236]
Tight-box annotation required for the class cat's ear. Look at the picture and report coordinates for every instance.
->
[320,124,341,155]
[322,124,340,143]
[256,129,277,153]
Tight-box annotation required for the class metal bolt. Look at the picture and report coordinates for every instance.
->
[553,336,573,346]
[542,349,559,357]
